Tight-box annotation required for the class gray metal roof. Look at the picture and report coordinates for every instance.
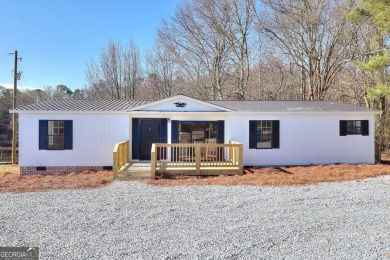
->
[13,99,152,112]
[208,100,378,113]
[12,98,378,114]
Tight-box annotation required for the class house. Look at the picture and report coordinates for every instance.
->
[11,94,380,177]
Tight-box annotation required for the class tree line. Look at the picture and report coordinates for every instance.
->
[85,0,388,106]
[0,0,389,150]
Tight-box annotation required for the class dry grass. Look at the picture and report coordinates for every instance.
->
[1,161,390,193]
[0,165,113,193]
[143,164,390,187]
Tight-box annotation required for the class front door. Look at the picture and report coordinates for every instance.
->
[139,119,160,160]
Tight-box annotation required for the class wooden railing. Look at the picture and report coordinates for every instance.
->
[151,141,243,177]
[229,141,244,174]
[113,140,129,179]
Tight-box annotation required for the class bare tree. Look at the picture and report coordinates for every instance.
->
[41,85,72,100]
[259,0,362,100]
[158,0,233,100]
[144,42,178,99]
[199,0,256,99]
[85,40,143,99]
[124,41,142,99]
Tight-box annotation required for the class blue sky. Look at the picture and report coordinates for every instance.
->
[0,0,181,91]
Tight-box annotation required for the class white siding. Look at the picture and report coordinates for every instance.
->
[18,110,376,167]
[18,113,129,167]
[230,114,375,166]
[135,99,225,112]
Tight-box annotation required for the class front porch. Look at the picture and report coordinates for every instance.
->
[113,141,243,180]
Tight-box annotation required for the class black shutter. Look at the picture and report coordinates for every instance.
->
[249,121,256,149]
[160,119,168,143]
[217,120,224,144]
[64,120,73,150]
[132,118,139,159]
[361,120,369,136]
[171,120,179,143]
[271,120,280,149]
[340,120,347,136]
[39,120,48,150]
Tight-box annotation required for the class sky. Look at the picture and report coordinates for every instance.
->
[0,0,181,91]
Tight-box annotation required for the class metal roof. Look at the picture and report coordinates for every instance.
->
[208,100,378,113]
[12,99,152,112]
[12,98,378,114]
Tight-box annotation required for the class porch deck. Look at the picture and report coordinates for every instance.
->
[113,141,243,180]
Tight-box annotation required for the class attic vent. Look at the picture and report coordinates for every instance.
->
[174,102,187,108]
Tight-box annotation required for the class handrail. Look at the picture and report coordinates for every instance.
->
[113,140,129,179]
[151,141,243,177]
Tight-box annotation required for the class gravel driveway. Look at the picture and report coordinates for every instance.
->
[1,176,390,259]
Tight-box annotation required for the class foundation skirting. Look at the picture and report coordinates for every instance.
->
[20,166,106,175]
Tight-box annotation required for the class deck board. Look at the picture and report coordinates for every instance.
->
[116,162,152,179]
[115,162,240,179]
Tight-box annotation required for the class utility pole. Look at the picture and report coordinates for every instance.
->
[11,50,19,166]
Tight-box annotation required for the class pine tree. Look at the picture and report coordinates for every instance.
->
[348,0,390,110]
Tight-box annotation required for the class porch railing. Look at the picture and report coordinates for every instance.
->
[151,141,243,178]
[113,140,129,179]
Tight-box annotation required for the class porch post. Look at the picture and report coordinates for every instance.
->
[151,144,156,179]
[167,119,171,161]
[195,144,201,175]
[238,143,243,175]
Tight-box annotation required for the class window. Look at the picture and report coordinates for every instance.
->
[171,120,224,144]
[179,122,217,143]
[340,120,369,136]
[39,120,73,150]
[48,121,65,149]
[347,121,361,135]
[256,121,272,148]
[249,120,279,149]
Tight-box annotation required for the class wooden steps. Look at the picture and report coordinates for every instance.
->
[115,162,152,180]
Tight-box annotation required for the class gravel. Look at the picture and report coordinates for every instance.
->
[0,176,390,259]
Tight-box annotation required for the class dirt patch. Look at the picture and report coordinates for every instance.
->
[0,166,113,193]
[143,164,390,186]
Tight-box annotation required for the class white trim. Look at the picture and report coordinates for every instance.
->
[127,94,233,112]
[228,111,381,115]
[129,111,379,115]
[12,110,380,116]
